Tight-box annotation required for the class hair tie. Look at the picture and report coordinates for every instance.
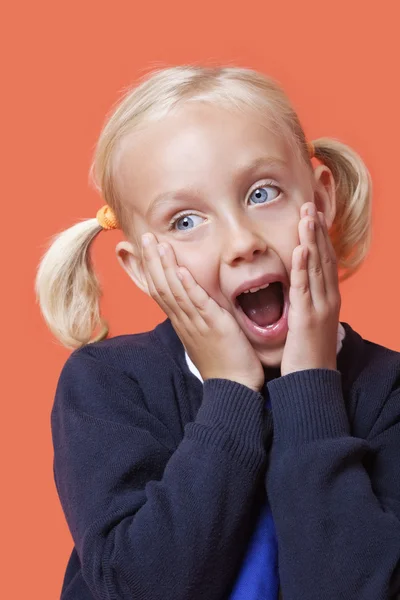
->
[96,205,120,230]
[307,141,315,159]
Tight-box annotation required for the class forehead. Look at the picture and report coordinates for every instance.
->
[114,102,297,213]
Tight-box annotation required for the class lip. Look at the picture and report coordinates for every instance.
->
[231,272,289,303]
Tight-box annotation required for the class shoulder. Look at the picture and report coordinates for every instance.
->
[68,328,170,374]
[55,329,163,406]
[53,325,188,447]
[57,322,183,393]
[342,323,400,437]
[349,326,400,396]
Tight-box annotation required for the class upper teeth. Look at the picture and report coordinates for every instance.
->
[242,283,270,294]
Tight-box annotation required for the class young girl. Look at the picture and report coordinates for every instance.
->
[36,65,400,600]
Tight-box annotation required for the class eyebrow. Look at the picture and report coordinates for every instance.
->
[145,156,289,219]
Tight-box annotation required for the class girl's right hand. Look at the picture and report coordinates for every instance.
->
[141,233,265,393]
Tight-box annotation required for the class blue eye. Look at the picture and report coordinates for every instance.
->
[173,214,204,231]
[249,185,280,204]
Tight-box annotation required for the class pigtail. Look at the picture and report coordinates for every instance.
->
[35,219,109,349]
[312,137,373,282]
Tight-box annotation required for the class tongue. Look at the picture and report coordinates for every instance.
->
[238,283,283,327]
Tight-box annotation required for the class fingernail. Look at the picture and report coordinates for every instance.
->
[157,244,165,256]
[308,219,315,230]
[142,234,150,247]
[307,204,316,217]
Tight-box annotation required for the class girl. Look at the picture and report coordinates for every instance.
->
[36,65,400,600]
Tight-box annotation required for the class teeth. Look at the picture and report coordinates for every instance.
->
[243,283,270,294]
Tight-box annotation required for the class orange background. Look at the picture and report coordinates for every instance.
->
[2,0,400,597]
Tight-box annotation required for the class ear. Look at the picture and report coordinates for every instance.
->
[312,164,336,230]
[115,240,151,297]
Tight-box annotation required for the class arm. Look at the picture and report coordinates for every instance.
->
[52,353,270,600]
[266,368,400,600]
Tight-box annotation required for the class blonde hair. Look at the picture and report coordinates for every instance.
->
[35,65,372,349]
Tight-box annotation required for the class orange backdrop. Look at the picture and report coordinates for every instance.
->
[2,0,400,597]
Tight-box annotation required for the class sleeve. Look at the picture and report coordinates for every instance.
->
[265,368,400,600]
[51,353,270,600]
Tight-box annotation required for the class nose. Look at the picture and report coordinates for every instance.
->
[221,215,267,265]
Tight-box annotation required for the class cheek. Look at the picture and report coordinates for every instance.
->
[175,248,221,296]
[280,234,299,271]
[259,202,301,251]
[280,212,301,266]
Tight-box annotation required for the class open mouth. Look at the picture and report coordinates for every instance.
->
[235,281,285,328]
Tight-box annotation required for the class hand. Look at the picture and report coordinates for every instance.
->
[141,233,265,392]
[280,202,341,378]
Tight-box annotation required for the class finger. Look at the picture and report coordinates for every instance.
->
[176,266,226,328]
[302,201,337,271]
[156,241,228,336]
[299,215,326,309]
[289,244,311,313]
[301,201,339,303]
[141,234,180,320]
[157,242,211,327]
[317,212,340,298]
[300,201,313,220]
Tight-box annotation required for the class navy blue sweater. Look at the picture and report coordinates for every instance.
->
[51,318,400,599]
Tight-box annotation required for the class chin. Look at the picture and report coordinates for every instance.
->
[255,345,284,370]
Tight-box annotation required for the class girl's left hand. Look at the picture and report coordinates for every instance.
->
[280,201,341,378]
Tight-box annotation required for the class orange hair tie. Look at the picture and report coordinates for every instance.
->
[96,205,120,230]
[307,141,315,159]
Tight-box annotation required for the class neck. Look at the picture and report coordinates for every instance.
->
[263,364,282,384]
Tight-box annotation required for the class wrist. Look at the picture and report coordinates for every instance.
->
[203,375,263,394]
[281,363,337,378]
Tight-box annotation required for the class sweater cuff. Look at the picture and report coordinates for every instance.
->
[267,369,350,447]
[187,378,270,473]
